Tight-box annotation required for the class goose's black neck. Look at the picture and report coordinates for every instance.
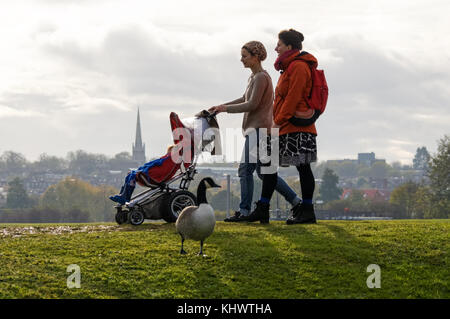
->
[197,180,208,204]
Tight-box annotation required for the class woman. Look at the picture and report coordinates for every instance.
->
[208,41,302,223]
[259,28,320,224]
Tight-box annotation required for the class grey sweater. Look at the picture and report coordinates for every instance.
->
[225,71,274,135]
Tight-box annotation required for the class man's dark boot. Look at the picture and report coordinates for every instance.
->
[286,203,316,224]
[246,201,270,224]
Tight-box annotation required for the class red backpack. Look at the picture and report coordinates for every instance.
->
[294,57,329,115]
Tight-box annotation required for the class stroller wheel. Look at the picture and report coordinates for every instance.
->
[128,209,145,226]
[115,210,128,225]
[162,190,197,223]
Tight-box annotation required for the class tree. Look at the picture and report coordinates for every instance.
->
[319,168,342,202]
[40,177,117,222]
[368,162,389,179]
[348,189,365,203]
[32,153,67,172]
[109,152,136,170]
[388,162,402,177]
[389,182,419,218]
[6,177,32,209]
[325,199,351,212]
[389,137,449,219]
[356,177,369,189]
[426,135,450,218]
[338,161,359,178]
[347,189,370,212]
[113,152,132,161]
[428,136,449,200]
[357,165,371,178]
[413,146,431,171]
[0,151,28,175]
[209,189,240,212]
[67,150,108,176]
[411,186,432,219]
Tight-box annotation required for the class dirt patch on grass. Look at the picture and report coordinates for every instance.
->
[0,223,172,238]
[0,225,121,238]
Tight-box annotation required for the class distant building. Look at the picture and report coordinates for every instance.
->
[324,159,356,165]
[358,152,386,166]
[341,188,391,201]
[327,152,386,167]
[358,152,376,166]
[132,108,146,163]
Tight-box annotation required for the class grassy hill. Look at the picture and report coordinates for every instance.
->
[0,220,448,299]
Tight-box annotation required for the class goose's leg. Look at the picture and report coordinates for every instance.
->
[180,235,187,255]
[197,240,204,256]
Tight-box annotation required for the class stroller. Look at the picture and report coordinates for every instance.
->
[114,111,221,225]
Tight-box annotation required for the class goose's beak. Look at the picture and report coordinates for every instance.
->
[212,183,221,188]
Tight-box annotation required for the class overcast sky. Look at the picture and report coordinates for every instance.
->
[0,0,449,164]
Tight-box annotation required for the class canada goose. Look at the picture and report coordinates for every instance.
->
[176,177,221,256]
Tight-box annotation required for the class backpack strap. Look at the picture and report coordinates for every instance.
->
[285,56,314,99]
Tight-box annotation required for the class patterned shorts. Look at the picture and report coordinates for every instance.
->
[278,132,317,167]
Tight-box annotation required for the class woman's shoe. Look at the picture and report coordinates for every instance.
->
[224,211,246,222]
[286,203,316,224]
[246,201,270,224]
[286,202,302,223]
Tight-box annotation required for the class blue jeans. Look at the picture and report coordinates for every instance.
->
[238,130,300,215]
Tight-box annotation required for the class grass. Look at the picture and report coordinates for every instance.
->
[0,220,448,299]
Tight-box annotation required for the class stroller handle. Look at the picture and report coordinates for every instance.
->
[194,109,218,120]
[207,110,218,118]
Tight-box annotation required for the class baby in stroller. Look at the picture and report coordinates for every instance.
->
[109,144,178,205]
[111,111,222,225]
[110,110,221,206]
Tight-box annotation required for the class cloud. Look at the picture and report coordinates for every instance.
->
[37,0,112,4]
[42,25,246,101]
[0,3,449,164]
[322,35,450,110]
[311,34,450,163]
[0,104,44,118]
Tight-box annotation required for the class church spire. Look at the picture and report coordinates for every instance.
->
[132,107,146,162]
[135,108,143,148]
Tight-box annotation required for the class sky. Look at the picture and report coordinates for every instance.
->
[0,0,449,165]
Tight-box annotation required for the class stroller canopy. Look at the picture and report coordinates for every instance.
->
[170,111,222,157]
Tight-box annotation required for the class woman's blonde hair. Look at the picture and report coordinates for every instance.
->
[242,41,267,61]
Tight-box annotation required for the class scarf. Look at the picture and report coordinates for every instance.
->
[274,49,300,71]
